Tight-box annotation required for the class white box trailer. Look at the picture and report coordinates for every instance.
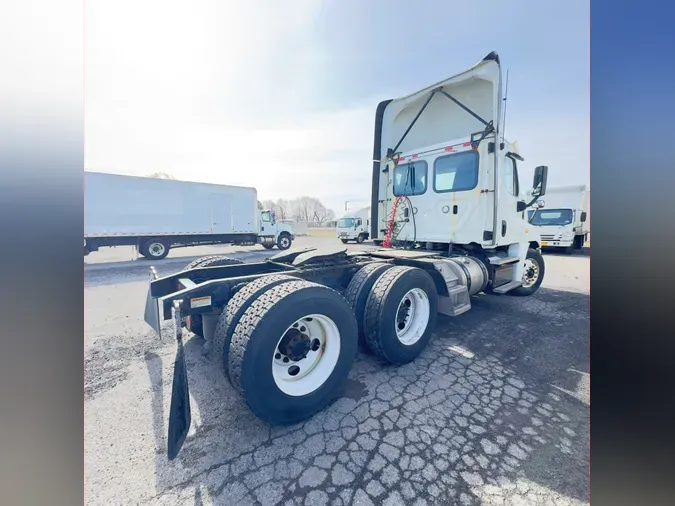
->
[84,172,294,259]
[527,184,589,252]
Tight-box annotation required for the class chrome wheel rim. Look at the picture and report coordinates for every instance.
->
[148,242,166,257]
[522,258,540,288]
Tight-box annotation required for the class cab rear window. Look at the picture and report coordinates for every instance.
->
[393,160,427,196]
[433,151,479,193]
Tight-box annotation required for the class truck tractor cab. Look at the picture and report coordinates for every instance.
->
[526,185,589,253]
[336,207,370,244]
[259,210,295,250]
[371,51,547,294]
[143,52,555,461]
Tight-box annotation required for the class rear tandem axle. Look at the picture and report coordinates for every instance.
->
[144,245,543,459]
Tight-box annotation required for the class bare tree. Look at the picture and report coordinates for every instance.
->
[262,195,335,224]
[275,199,290,220]
[290,197,313,222]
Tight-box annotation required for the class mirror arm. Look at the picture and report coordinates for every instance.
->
[524,196,539,209]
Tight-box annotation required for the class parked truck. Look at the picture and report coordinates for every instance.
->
[336,207,371,243]
[143,52,550,459]
[84,172,294,259]
[527,185,589,253]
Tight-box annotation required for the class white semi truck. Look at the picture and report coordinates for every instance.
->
[527,185,589,253]
[336,207,371,243]
[84,172,294,259]
[143,52,550,460]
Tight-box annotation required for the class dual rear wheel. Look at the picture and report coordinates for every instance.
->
[223,280,358,423]
[346,264,438,364]
[210,263,437,424]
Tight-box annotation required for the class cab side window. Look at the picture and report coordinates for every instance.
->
[504,157,520,197]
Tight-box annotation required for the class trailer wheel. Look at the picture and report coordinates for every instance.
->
[214,274,299,383]
[344,262,393,349]
[510,248,545,296]
[182,255,245,337]
[277,233,292,250]
[229,280,358,424]
[262,244,275,250]
[363,266,438,365]
[356,234,365,244]
[140,239,170,260]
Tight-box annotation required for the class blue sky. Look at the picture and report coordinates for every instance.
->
[86,0,589,215]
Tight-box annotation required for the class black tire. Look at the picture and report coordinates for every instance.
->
[573,235,585,250]
[340,239,349,244]
[228,280,358,424]
[344,262,393,349]
[262,244,275,250]
[182,256,244,337]
[183,255,218,271]
[277,233,292,250]
[215,274,299,383]
[356,234,365,244]
[363,266,438,365]
[373,240,383,247]
[140,239,170,260]
[510,248,545,296]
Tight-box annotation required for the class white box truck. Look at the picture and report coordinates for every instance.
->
[336,207,371,243]
[527,184,589,253]
[143,52,552,460]
[84,172,294,259]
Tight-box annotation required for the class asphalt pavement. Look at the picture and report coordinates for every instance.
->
[85,237,589,506]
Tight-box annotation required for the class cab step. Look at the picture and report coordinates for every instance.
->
[487,256,520,266]
[492,280,523,294]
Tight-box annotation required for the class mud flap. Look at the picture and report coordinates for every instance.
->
[144,286,162,338]
[143,267,162,338]
[167,300,191,460]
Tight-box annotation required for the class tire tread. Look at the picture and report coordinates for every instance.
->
[344,262,391,346]
[363,266,414,360]
[215,274,299,381]
[228,280,354,422]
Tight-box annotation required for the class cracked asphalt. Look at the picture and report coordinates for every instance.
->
[85,238,589,506]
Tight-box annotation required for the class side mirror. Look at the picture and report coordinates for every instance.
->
[580,211,587,223]
[532,165,548,197]
[517,201,527,212]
